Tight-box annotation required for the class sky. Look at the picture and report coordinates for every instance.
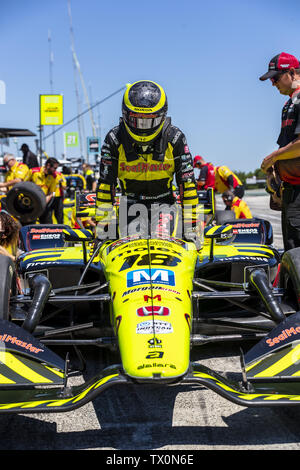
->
[0,0,299,172]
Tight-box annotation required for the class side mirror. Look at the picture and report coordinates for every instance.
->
[63,228,94,242]
[204,224,233,241]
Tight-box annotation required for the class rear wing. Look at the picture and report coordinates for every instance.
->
[74,191,121,223]
[74,188,215,219]
[230,218,273,245]
[20,225,67,251]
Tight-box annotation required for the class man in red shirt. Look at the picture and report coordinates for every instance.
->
[193,155,215,190]
[260,52,300,250]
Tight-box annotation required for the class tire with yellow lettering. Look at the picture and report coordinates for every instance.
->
[6,182,46,224]
[0,255,15,320]
[280,248,300,310]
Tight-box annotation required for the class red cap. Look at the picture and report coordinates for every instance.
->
[193,155,204,167]
[259,52,300,81]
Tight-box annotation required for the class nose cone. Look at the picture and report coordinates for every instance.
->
[103,237,198,380]
[118,294,192,380]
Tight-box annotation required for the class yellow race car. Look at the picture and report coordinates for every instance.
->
[0,189,300,413]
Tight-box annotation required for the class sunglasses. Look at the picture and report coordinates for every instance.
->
[270,71,288,84]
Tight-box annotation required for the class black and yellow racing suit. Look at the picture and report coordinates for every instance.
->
[96,118,199,237]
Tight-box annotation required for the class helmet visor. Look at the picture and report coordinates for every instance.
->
[127,113,164,130]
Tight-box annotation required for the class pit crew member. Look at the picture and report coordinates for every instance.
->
[52,170,67,224]
[214,165,244,198]
[31,157,60,224]
[0,154,31,192]
[260,52,300,251]
[222,190,252,219]
[82,163,97,191]
[20,143,39,169]
[193,155,215,190]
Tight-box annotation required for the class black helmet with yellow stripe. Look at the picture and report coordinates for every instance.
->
[122,80,168,144]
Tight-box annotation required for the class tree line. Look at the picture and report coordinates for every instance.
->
[234,168,266,188]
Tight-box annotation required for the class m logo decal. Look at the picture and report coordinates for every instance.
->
[127,269,175,287]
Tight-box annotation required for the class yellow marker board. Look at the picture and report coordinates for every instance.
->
[40,94,63,125]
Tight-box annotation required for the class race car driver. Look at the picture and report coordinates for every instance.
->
[96,80,199,241]
[193,155,215,190]
[222,190,252,219]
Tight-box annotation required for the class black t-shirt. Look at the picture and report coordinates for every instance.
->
[276,90,300,184]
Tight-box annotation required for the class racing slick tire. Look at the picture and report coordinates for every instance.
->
[6,182,46,224]
[215,210,236,224]
[280,248,300,310]
[0,255,15,320]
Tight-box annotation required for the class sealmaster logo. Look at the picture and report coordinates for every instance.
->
[266,326,300,347]
[0,333,44,354]
[127,269,175,287]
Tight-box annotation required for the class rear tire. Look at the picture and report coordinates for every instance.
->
[0,256,15,320]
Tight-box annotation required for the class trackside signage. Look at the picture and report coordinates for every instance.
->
[40,94,63,125]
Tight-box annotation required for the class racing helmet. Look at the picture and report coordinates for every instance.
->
[122,80,168,144]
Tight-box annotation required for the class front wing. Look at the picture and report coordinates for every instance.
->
[1,363,300,414]
[2,311,300,413]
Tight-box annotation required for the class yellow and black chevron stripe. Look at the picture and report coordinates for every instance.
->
[246,343,300,379]
[0,372,124,413]
[22,251,64,261]
[205,224,233,238]
[1,364,300,412]
[63,228,93,241]
[0,351,64,386]
[235,245,274,258]
[182,182,199,206]
[191,369,300,404]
